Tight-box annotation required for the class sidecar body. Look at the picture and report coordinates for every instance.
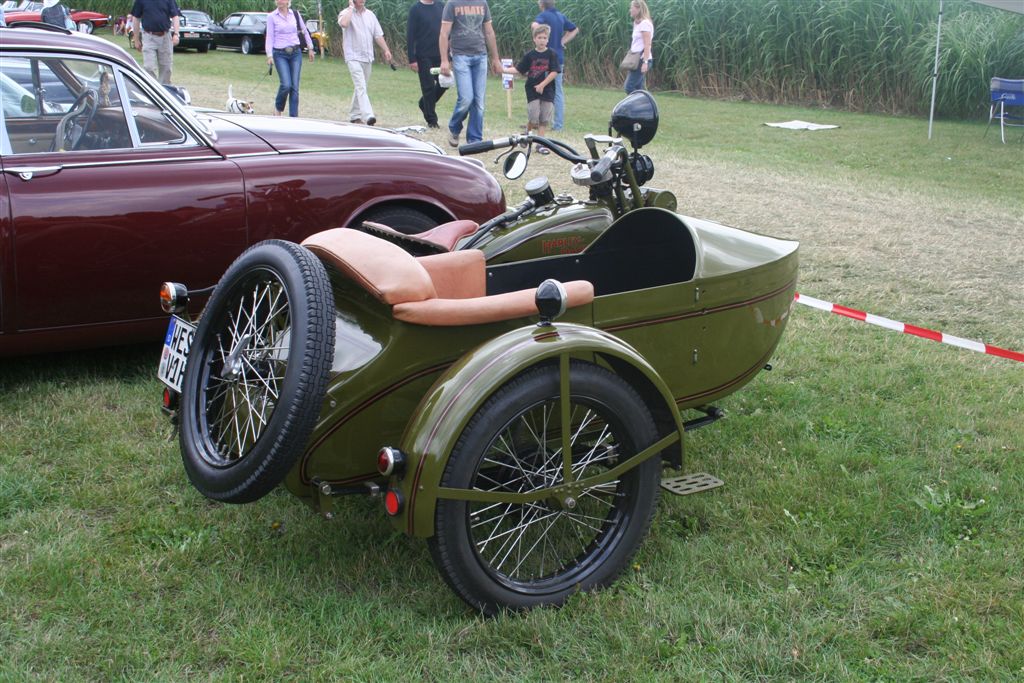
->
[288,205,797,528]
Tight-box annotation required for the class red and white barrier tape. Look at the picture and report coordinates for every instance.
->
[794,293,1024,364]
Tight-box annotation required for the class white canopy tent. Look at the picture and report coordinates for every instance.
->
[928,0,1024,139]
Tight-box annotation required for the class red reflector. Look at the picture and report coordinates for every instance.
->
[162,387,172,409]
[377,449,392,476]
[384,489,402,516]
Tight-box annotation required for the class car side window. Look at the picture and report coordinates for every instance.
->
[223,15,241,27]
[0,57,133,155]
[119,73,187,145]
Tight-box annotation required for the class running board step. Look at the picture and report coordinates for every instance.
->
[660,473,724,496]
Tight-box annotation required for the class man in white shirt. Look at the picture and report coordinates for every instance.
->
[338,0,392,126]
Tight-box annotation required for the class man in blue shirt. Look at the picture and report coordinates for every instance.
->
[531,0,577,131]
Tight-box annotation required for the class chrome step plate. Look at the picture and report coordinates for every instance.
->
[660,473,724,496]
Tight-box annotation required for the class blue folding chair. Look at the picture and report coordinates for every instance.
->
[988,77,1024,144]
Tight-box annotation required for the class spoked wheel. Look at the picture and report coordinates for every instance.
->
[178,240,335,503]
[428,362,662,614]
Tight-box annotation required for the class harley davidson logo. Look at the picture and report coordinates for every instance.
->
[541,236,585,255]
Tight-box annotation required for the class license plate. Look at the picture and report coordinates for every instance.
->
[158,316,196,393]
[183,32,198,38]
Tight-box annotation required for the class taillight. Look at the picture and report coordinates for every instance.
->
[162,387,179,413]
[377,446,406,477]
[159,282,189,314]
[383,489,403,516]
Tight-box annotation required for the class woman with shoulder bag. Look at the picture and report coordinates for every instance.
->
[266,0,315,117]
[622,0,653,94]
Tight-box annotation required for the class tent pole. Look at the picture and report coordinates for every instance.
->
[928,0,944,140]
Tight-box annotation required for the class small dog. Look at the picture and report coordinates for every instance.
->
[226,85,255,115]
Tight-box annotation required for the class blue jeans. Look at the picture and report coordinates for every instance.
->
[624,65,646,94]
[449,53,488,143]
[273,48,303,117]
[552,71,564,131]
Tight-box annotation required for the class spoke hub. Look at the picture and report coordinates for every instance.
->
[221,333,253,380]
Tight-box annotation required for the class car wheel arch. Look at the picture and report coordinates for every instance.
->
[348,199,453,233]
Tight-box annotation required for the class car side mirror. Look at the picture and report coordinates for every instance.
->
[20,94,37,115]
[503,150,528,180]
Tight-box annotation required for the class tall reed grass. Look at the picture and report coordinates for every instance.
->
[91,0,1024,118]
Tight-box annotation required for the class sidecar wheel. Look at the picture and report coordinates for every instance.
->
[428,362,661,614]
[178,240,335,503]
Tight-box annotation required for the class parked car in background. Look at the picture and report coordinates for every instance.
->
[303,17,328,55]
[176,10,214,52]
[0,26,506,356]
[211,12,267,55]
[3,0,109,32]
[180,9,213,29]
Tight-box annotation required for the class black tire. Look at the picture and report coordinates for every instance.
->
[178,240,335,504]
[210,42,217,51]
[428,362,662,614]
[198,43,210,53]
[360,206,439,236]
[240,37,253,55]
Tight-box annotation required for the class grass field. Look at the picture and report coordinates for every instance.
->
[1,36,1022,680]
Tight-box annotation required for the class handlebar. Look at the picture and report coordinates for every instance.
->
[458,137,513,156]
[590,145,624,182]
[459,134,586,164]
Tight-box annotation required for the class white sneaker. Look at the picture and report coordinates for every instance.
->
[448,131,460,148]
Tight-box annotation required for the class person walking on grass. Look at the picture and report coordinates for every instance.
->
[531,0,577,132]
[338,0,392,126]
[266,0,315,117]
[623,0,653,94]
[439,0,501,147]
[502,24,559,146]
[130,0,182,85]
[407,0,448,129]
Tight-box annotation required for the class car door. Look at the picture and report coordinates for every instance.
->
[219,14,243,48]
[0,54,247,338]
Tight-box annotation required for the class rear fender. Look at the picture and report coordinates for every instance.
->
[392,323,684,537]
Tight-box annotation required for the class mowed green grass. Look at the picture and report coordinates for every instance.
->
[1,34,1022,681]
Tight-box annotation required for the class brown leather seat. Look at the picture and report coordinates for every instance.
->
[301,228,594,327]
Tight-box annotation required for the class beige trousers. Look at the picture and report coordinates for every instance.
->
[141,31,173,84]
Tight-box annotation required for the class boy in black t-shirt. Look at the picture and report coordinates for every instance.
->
[503,24,560,143]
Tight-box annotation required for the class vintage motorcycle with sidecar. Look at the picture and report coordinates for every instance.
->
[156,92,799,614]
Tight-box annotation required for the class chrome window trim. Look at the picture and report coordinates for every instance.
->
[0,46,217,147]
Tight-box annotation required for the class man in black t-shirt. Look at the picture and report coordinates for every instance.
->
[406,0,447,128]
[503,24,560,140]
[130,0,182,84]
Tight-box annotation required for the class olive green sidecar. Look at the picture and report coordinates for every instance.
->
[161,199,796,613]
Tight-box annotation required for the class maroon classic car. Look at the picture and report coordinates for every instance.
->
[0,27,505,356]
[4,0,110,33]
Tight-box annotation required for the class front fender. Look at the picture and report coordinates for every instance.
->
[393,322,684,537]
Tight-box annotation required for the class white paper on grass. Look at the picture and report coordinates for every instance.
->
[764,120,839,130]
